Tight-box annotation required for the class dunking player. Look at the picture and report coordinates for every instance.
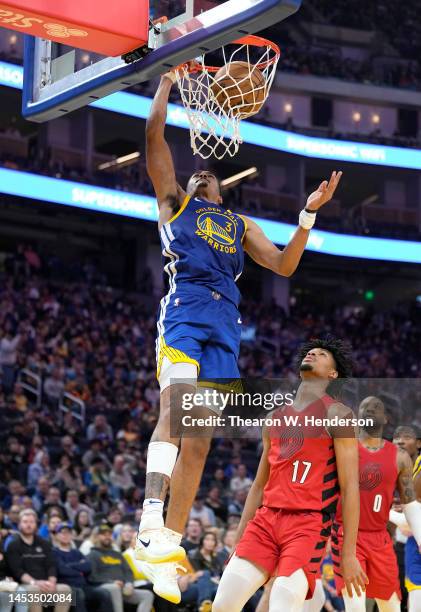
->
[134,68,342,602]
[332,398,421,611]
[392,426,421,611]
[212,337,367,612]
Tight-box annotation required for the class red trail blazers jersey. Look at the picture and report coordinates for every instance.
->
[263,394,339,513]
[336,440,398,530]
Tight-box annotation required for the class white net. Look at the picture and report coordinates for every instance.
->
[175,36,280,160]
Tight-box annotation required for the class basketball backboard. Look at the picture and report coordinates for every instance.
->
[22,0,301,122]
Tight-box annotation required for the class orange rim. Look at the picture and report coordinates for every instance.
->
[179,34,280,74]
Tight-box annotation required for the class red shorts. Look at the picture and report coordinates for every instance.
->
[332,524,401,600]
[235,506,332,599]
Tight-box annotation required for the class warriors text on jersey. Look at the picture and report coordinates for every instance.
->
[160,195,246,307]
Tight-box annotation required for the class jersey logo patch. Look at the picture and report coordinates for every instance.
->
[278,427,304,459]
[196,211,238,253]
[359,462,382,490]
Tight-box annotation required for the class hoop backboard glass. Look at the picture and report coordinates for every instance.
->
[23,0,301,122]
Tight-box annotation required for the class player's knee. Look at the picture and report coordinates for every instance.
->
[212,591,241,612]
[268,586,301,612]
[180,435,211,459]
[269,572,308,612]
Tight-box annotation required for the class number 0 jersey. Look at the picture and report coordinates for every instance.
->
[335,440,398,531]
[159,195,247,307]
[263,394,339,513]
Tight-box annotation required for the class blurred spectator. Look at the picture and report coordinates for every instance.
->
[187,531,223,607]
[210,468,229,491]
[182,518,204,553]
[0,532,18,612]
[107,506,124,529]
[216,527,237,566]
[0,327,21,392]
[190,494,216,528]
[87,522,154,612]
[227,488,249,516]
[5,509,72,612]
[79,525,100,557]
[38,512,63,543]
[72,509,93,548]
[116,419,141,446]
[109,455,135,496]
[224,454,242,479]
[85,457,110,490]
[31,476,50,513]
[43,369,65,404]
[27,451,52,488]
[13,383,28,413]
[230,464,253,492]
[82,439,111,471]
[115,523,135,553]
[53,521,112,612]
[42,486,66,516]
[64,490,92,524]
[54,455,83,491]
[86,414,114,443]
[4,505,20,532]
[205,487,227,523]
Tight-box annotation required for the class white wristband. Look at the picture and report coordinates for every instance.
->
[403,501,421,546]
[299,209,317,230]
[163,71,177,84]
[389,509,409,528]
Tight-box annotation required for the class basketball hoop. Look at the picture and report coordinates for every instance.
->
[175,35,280,160]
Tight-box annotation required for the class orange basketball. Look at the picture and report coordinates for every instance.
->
[210,61,266,117]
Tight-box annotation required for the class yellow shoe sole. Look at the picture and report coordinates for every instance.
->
[153,585,181,604]
[134,546,186,564]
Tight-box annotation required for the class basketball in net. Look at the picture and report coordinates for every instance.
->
[175,35,280,160]
[210,61,266,117]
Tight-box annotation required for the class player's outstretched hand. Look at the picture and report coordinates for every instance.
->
[341,554,368,598]
[306,170,342,211]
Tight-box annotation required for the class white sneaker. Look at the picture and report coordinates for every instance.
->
[139,560,186,604]
[135,526,186,563]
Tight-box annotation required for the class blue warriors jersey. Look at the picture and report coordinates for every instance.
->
[156,195,247,380]
[159,195,247,307]
[405,455,421,591]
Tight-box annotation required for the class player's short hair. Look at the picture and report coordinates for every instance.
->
[393,425,419,440]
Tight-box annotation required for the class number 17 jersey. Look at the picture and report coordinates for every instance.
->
[263,394,339,513]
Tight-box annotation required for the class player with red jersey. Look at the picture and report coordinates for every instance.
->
[212,337,367,612]
[332,396,421,612]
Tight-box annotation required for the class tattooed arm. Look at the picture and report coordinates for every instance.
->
[397,447,416,504]
[397,447,421,550]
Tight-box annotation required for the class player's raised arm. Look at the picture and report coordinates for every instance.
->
[396,447,421,550]
[145,73,186,211]
[234,427,270,546]
[242,171,342,277]
[329,402,368,598]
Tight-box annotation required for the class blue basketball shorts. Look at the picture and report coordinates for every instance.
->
[156,285,242,380]
[405,536,421,591]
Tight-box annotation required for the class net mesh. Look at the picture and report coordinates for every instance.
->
[175,37,280,160]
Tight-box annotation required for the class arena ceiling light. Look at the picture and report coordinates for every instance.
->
[98,151,140,171]
[221,167,258,189]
